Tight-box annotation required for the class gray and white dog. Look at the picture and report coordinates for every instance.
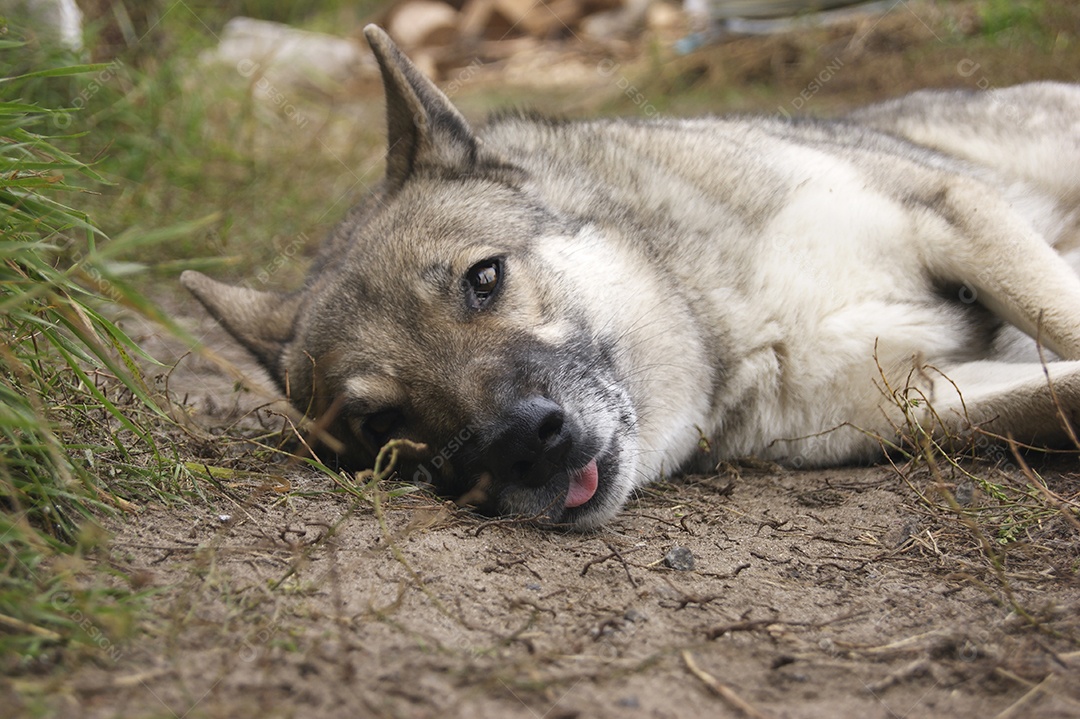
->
[183,26,1080,528]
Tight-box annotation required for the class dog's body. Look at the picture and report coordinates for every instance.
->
[183,27,1080,528]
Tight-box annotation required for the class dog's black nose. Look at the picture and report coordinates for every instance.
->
[486,396,572,488]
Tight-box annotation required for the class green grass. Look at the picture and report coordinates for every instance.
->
[978,0,1045,41]
[0,37,199,667]
[0,0,400,670]
[62,1,388,286]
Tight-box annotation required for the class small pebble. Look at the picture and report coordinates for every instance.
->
[526,582,542,592]
[890,518,920,548]
[616,696,640,708]
[663,545,695,571]
[624,608,647,623]
[217,514,231,523]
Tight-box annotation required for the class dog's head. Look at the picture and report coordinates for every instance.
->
[182,26,640,528]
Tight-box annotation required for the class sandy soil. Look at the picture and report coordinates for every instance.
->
[34,312,1079,719]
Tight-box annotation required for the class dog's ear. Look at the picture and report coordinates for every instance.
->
[363,24,477,190]
[180,270,301,386]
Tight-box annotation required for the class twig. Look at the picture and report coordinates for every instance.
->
[1008,438,1080,532]
[704,619,778,640]
[0,613,62,641]
[76,668,175,693]
[681,651,775,719]
[580,543,643,587]
[1035,321,1080,449]
[706,610,867,641]
[838,629,950,656]
[993,673,1054,719]
[661,577,724,610]
[606,542,638,588]
[472,509,552,536]
[863,658,932,693]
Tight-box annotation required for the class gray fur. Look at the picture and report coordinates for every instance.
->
[183,27,1080,528]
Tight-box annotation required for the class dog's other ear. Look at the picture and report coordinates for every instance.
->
[363,24,478,190]
[180,270,301,386]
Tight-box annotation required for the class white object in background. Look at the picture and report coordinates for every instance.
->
[3,0,84,50]
[203,17,373,89]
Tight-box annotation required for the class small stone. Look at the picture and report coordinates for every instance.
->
[624,608,647,623]
[217,514,231,523]
[890,518,920,548]
[663,545,695,571]
[616,696,641,708]
[526,582,542,592]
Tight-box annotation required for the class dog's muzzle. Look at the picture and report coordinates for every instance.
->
[478,396,598,514]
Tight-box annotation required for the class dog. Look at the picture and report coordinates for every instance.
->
[182,26,1080,529]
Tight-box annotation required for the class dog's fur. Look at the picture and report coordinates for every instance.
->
[183,26,1080,528]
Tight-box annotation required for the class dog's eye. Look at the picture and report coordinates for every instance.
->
[365,410,401,438]
[349,410,402,451]
[465,258,502,310]
[346,409,404,457]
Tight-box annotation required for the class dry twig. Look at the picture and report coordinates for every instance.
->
[682,651,775,719]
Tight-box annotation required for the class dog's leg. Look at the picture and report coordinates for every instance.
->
[920,360,1080,447]
[922,181,1080,360]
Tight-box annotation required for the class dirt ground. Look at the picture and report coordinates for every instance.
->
[11,2,1080,717]
[29,312,1076,719]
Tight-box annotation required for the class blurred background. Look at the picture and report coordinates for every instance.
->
[4,0,1078,289]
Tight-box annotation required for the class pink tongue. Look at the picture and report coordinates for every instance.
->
[565,459,599,508]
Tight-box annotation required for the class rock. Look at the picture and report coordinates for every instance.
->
[201,17,374,91]
[495,0,584,37]
[647,1,684,32]
[386,0,460,49]
[954,480,975,506]
[663,545,695,571]
[580,0,652,40]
